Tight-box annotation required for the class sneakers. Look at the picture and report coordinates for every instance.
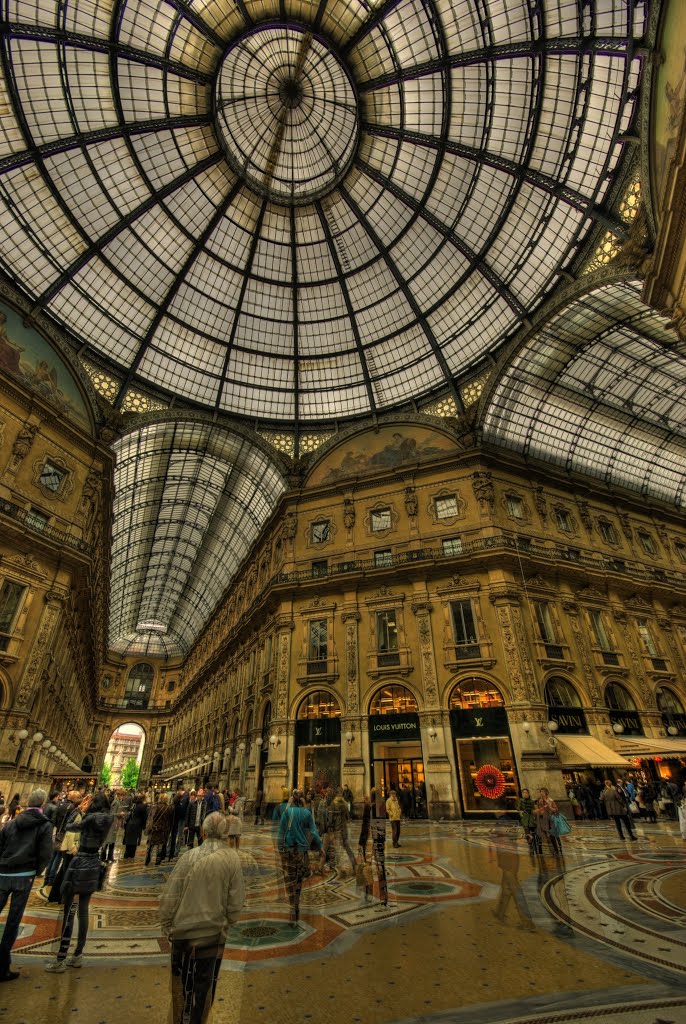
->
[45,960,66,973]
[65,954,83,968]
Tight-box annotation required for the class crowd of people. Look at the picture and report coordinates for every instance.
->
[565,776,682,823]
[1,772,684,1020]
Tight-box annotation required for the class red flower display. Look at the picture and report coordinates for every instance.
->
[474,764,506,800]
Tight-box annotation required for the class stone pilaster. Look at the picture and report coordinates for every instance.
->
[412,600,439,708]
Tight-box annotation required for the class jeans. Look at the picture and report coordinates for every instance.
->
[170,939,223,1024]
[45,849,62,886]
[57,886,91,959]
[167,820,185,859]
[0,875,34,976]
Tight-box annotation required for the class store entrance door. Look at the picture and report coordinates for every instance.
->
[372,757,427,818]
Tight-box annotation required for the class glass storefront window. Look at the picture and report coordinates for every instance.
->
[456,737,518,813]
[297,690,341,718]
[544,677,582,708]
[369,685,418,715]
[605,682,636,711]
[449,678,504,709]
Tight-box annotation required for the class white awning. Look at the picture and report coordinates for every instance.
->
[615,736,686,757]
[556,735,633,769]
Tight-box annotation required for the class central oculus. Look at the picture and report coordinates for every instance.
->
[215,25,359,205]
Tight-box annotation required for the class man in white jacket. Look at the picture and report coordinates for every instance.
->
[160,812,245,1024]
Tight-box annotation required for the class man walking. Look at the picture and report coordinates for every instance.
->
[184,789,207,848]
[160,813,245,1024]
[0,789,52,982]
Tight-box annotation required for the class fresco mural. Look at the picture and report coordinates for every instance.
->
[308,425,456,485]
[652,1,686,208]
[0,301,89,429]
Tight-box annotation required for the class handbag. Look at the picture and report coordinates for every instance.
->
[629,800,639,815]
[550,811,571,837]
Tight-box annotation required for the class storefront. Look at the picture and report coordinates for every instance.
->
[448,678,518,817]
[605,682,644,737]
[294,690,341,793]
[368,685,426,817]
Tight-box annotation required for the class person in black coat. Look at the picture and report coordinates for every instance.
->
[122,795,149,859]
[45,794,113,972]
[0,789,52,982]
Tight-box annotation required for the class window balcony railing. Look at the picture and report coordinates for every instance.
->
[454,643,481,660]
[0,496,91,554]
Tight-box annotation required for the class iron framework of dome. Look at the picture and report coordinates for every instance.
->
[0,0,646,423]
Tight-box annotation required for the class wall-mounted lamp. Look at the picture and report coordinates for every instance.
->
[612,722,624,735]
[269,733,280,748]
[522,721,531,733]
[42,738,51,749]
[345,730,355,744]
[32,732,43,744]
[212,750,219,759]
[238,741,246,752]
[546,720,558,733]
[49,745,56,753]
[16,729,28,741]
[667,725,678,736]
[427,726,438,741]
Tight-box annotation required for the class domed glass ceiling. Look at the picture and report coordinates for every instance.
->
[0,0,644,422]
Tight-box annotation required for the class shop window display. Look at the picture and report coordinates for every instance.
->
[449,679,518,816]
[295,690,341,792]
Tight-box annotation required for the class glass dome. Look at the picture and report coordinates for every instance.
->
[0,0,644,422]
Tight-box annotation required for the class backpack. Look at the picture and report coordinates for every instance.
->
[205,791,219,813]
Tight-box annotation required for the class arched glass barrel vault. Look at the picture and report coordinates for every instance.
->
[0,1,644,422]
[482,281,686,508]
[110,421,287,656]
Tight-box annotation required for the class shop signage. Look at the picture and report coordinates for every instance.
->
[368,713,421,741]
[609,712,644,737]
[662,713,686,736]
[295,718,341,746]
[450,707,509,737]
[547,706,588,735]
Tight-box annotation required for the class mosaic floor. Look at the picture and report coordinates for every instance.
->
[2,819,686,1024]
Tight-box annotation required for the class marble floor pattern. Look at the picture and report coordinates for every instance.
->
[1,819,685,1024]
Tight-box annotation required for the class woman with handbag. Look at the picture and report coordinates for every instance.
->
[277,791,322,926]
[534,788,563,856]
[45,794,112,972]
[227,789,244,850]
[47,793,88,904]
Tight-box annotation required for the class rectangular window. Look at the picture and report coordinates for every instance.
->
[435,495,458,519]
[535,602,556,643]
[374,549,393,567]
[370,508,392,532]
[442,537,463,556]
[0,580,26,651]
[554,508,572,533]
[451,600,478,645]
[637,619,658,657]
[590,610,611,650]
[599,521,617,544]
[39,461,67,493]
[310,520,330,544]
[308,619,328,667]
[311,559,328,578]
[157,725,167,748]
[638,532,656,555]
[506,495,523,519]
[376,610,400,666]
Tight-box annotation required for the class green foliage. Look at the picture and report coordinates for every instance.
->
[120,757,140,791]
[99,762,113,788]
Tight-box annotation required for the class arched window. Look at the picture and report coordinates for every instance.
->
[449,678,504,710]
[151,754,163,775]
[125,663,154,708]
[298,690,341,719]
[604,682,636,711]
[544,677,582,708]
[80,754,93,773]
[656,687,685,715]
[369,685,418,716]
